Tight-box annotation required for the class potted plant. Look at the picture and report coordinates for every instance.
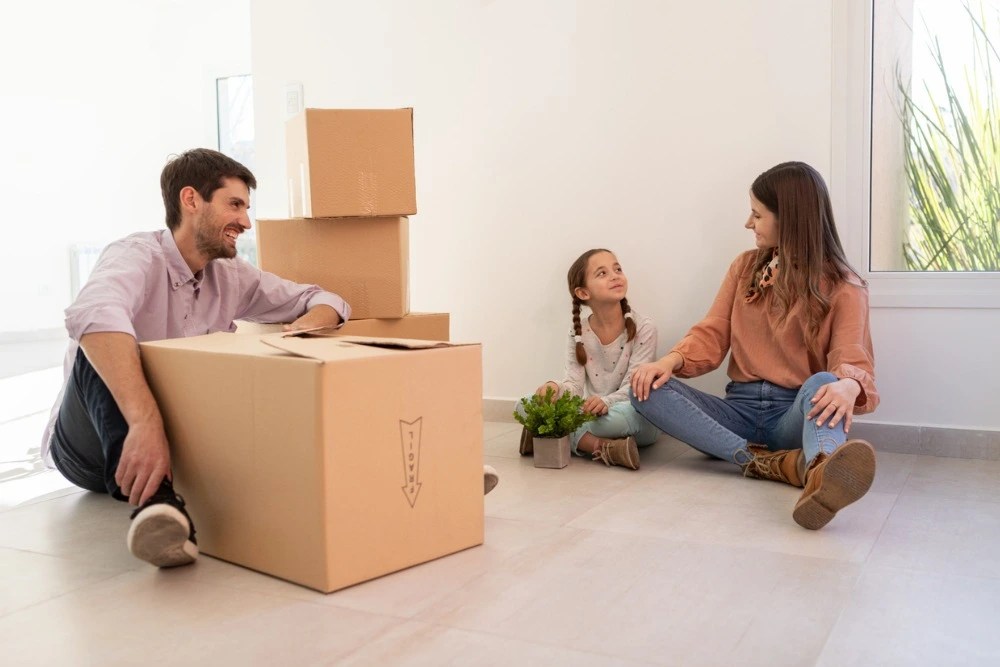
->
[513,386,595,469]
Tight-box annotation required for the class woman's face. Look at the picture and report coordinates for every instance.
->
[745,194,779,250]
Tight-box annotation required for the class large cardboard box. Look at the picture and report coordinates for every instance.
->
[257,216,408,319]
[287,108,417,218]
[139,331,484,593]
[236,313,450,341]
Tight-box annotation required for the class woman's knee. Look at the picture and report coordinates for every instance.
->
[630,377,679,408]
[799,372,839,401]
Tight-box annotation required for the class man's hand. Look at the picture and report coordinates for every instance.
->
[79,332,172,506]
[582,396,609,416]
[115,419,172,505]
[283,304,342,332]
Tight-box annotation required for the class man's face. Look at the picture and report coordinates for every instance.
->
[194,177,251,261]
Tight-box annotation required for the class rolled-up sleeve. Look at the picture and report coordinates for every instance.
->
[671,255,742,378]
[828,282,879,414]
[64,242,153,342]
[236,264,351,325]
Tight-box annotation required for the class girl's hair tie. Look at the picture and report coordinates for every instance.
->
[574,334,583,343]
[623,312,634,320]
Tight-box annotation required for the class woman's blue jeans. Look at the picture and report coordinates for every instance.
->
[630,372,844,467]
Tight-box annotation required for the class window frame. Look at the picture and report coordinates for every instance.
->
[831,0,1000,309]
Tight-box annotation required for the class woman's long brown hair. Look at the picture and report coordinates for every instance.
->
[746,162,863,344]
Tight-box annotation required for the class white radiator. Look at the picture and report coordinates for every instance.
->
[69,244,105,299]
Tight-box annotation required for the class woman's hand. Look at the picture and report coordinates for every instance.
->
[582,396,609,416]
[807,378,862,433]
[631,353,681,402]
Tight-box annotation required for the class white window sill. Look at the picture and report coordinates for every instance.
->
[866,273,1000,309]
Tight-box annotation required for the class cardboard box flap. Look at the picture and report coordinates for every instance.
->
[141,331,297,358]
[314,334,456,350]
[260,332,468,362]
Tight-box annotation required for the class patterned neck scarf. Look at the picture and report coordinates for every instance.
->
[744,248,780,304]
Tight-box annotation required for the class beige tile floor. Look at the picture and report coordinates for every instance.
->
[2,371,1000,665]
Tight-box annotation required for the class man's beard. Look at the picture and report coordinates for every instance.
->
[195,210,238,260]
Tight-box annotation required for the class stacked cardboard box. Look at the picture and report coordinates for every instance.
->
[140,109,483,594]
[257,108,448,337]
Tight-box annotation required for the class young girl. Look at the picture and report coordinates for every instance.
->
[519,248,660,470]
[630,161,878,529]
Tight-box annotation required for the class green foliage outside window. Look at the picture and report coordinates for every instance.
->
[897,3,1000,271]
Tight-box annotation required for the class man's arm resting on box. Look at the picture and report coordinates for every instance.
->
[237,264,351,327]
[282,304,343,332]
[79,331,171,506]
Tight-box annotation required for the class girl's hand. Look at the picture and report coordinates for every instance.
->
[534,381,560,401]
[807,378,862,433]
[582,396,609,416]
[631,354,680,402]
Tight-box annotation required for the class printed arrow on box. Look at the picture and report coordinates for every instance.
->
[400,418,423,507]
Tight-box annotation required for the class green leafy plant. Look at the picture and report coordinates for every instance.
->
[513,387,596,438]
[896,2,1000,271]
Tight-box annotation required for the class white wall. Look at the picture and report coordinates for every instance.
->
[868,307,997,430]
[249,0,998,431]
[0,0,251,333]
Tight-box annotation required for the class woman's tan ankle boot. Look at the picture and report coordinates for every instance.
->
[741,444,805,487]
[793,439,876,530]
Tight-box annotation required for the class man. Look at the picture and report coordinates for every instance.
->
[41,148,349,569]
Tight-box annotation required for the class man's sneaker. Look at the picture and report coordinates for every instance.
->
[484,464,499,495]
[793,439,876,530]
[592,436,640,470]
[126,485,198,568]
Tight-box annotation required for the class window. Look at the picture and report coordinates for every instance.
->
[216,74,257,266]
[870,0,1000,273]
[832,0,1000,308]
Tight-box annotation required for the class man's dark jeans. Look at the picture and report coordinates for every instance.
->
[50,348,130,502]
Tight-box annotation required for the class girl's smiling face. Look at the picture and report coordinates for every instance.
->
[575,251,628,303]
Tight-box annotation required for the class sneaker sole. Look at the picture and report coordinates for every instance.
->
[484,465,499,495]
[793,440,876,530]
[127,504,199,568]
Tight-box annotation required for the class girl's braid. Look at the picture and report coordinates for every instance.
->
[572,298,587,365]
[621,297,636,341]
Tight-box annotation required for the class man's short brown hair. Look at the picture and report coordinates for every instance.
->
[160,149,257,230]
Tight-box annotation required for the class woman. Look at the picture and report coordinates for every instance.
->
[630,162,878,530]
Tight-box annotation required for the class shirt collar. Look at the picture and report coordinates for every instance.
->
[161,230,197,291]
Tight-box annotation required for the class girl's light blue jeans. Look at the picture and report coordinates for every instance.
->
[629,372,844,467]
[515,399,660,455]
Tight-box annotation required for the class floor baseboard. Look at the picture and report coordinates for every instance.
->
[482,398,1000,461]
